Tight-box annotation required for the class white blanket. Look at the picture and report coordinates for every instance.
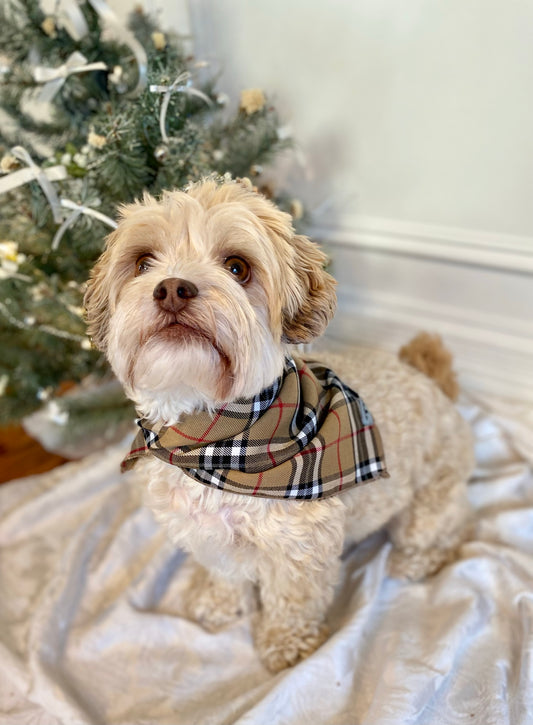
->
[1,392,532,725]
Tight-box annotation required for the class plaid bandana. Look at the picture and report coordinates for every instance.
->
[122,357,389,500]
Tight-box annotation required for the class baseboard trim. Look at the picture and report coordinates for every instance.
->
[326,288,533,403]
[308,215,533,275]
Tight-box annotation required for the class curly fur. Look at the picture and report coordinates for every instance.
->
[399,332,459,401]
[85,178,474,672]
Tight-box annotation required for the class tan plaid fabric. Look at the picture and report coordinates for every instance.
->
[122,357,389,500]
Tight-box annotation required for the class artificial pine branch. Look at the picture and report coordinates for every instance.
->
[0,0,293,441]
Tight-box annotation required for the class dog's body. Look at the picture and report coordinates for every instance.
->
[85,179,474,672]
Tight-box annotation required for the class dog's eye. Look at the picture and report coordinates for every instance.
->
[135,254,155,277]
[223,256,251,284]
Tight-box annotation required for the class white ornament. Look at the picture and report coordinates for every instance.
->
[0,242,27,279]
[277,125,292,141]
[216,92,229,107]
[154,144,169,163]
[47,401,69,426]
[37,387,52,401]
[109,65,123,83]
[67,304,84,317]
[73,153,87,168]
[31,284,48,302]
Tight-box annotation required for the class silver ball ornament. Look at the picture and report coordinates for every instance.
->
[154,144,169,163]
[215,92,229,107]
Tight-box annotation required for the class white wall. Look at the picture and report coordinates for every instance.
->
[124,0,533,400]
[188,0,533,236]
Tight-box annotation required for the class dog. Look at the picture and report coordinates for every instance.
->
[84,178,474,672]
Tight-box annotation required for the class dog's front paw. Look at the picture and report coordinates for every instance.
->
[254,619,329,673]
[185,567,251,631]
[388,544,456,581]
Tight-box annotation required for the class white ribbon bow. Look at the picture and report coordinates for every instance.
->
[0,146,117,246]
[0,147,66,223]
[38,0,148,97]
[52,199,117,250]
[33,51,107,104]
[150,72,213,143]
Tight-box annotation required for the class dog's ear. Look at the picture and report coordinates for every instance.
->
[83,232,117,352]
[282,234,337,344]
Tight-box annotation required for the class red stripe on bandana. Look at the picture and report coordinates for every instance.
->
[129,445,149,456]
[252,471,263,496]
[169,405,227,443]
[299,365,321,395]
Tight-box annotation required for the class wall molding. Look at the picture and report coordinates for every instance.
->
[308,214,533,275]
[324,286,533,404]
[306,216,533,402]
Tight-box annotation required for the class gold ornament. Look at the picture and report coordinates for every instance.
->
[151,32,167,51]
[87,131,107,149]
[0,154,18,173]
[240,89,266,115]
[41,16,57,38]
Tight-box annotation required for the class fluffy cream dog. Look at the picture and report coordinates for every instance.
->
[84,178,474,672]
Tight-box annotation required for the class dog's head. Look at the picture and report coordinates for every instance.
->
[84,178,336,421]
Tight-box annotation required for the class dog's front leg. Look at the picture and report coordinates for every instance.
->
[254,552,340,672]
[185,563,253,631]
[253,500,345,672]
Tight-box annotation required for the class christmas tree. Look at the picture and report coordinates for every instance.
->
[0,0,292,447]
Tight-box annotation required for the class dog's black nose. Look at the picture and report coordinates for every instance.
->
[153,278,198,313]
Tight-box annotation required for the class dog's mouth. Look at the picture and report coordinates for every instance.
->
[148,320,231,366]
[130,316,234,399]
[158,320,212,344]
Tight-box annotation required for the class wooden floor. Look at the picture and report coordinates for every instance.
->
[0,424,68,483]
